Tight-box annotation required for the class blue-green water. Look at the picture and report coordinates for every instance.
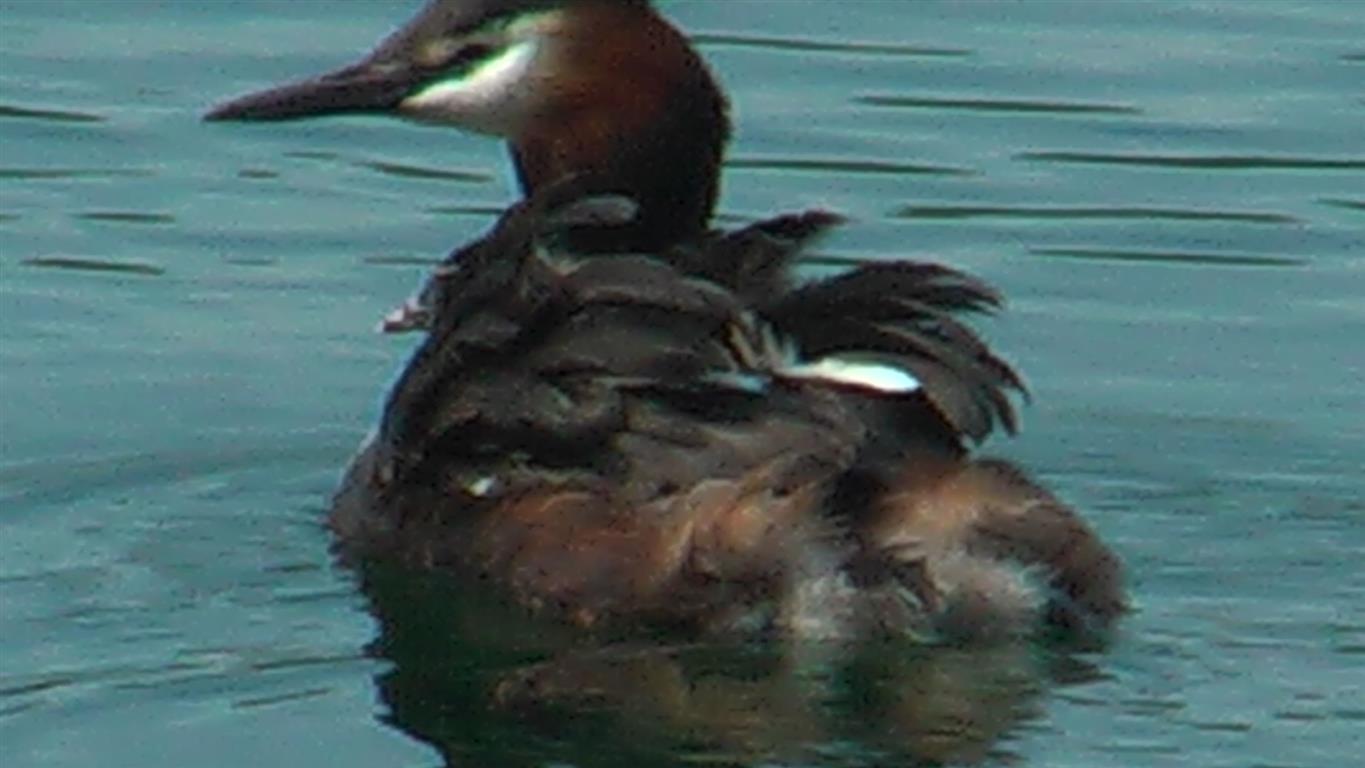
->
[2,1,1362,766]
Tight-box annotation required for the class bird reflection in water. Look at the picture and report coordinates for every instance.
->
[355,556,1107,767]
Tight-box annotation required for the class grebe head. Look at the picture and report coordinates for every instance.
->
[206,0,730,250]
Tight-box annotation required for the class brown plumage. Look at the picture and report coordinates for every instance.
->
[330,183,1125,640]
[508,0,729,252]
[206,0,1126,641]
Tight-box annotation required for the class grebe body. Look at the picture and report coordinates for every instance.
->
[207,0,1125,641]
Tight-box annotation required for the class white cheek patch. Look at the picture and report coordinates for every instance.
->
[780,357,922,394]
[400,40,540,135]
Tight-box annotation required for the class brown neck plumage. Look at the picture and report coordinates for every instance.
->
[508,1,729,252]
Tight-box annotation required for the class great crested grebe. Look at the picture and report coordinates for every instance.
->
[207,0,1126,641]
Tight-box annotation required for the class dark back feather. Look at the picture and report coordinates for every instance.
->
[371,180,1027,518]
[372,183,837,503]
[761,261,1027,444]
[667,210,845,303]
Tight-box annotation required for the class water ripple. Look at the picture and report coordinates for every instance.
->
[0,103,105,124]
[361,255,441,267]
[0,167,151,181]
[0,659,208,702]
[0,430,354,508]
[1184,720,1254,733]
[858,94,1140,116]
[275,151,492,183]
[1030,247,1305,268]
[75,211,176,225]
[1018,152,1365,171]
[20,256,165,276]
[281,150,338,161]
[357,160,492,183]
[693,33,969,58]
[728,156,971,177]
[248,651,369,673]
[425,204,506,218]
[233,687,331,710]
[0,675,75,698]
[896,205,1298,224]
[1319,198,1365,213]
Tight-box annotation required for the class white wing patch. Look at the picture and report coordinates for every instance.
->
[466,475,497,497]
[780,356,922,394]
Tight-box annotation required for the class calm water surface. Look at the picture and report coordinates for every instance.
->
[2,1,1362,766]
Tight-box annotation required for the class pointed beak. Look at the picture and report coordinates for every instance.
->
[203,0,562,126]
[204,61,421,122]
